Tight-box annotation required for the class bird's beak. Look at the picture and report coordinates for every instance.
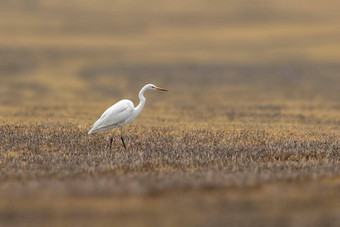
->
[156,87,168,91]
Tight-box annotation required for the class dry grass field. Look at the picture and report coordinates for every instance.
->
[1,0,340,226]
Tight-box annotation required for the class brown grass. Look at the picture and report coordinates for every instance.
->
[1,123,339,182]
[0,122,339,226]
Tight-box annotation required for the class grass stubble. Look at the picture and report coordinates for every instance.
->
[0,120,339,227]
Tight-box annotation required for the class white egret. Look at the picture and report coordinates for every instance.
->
[88,84,168,149]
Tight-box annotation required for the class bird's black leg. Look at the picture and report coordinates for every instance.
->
[109,137,113,150]
[120,127,127,149]
[121,136,126,149]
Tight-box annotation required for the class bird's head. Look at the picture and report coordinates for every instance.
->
[146,84,168,92]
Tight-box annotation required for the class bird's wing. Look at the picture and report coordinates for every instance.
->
[89,99,134,133]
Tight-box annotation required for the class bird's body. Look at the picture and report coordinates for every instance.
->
[88,99,136,134]
[88,84,167,149]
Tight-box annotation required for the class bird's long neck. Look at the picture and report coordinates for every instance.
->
[135,85,147,114]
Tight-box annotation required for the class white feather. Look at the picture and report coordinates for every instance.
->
[88,84,167,138]
[88,100,134,134]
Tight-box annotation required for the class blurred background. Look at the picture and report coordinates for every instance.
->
[0,0,339,126]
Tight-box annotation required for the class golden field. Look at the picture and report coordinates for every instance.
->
[0,0,340,226]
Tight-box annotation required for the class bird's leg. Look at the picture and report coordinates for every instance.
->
[120,127,126,149]
[109,137,113,150]
[106,135,114,150]
[121,136,126,149]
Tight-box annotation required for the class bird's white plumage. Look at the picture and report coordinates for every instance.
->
[88,84,167,136]
[88,99,134,134]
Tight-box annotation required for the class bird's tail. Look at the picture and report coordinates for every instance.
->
[88,128,94,135]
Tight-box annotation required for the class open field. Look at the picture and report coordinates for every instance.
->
[1,0,340,226]
[1,122,339,226]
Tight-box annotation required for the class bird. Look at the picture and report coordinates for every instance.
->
[88,84,168,149]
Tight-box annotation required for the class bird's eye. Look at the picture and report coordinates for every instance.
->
[152,86,155,88]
